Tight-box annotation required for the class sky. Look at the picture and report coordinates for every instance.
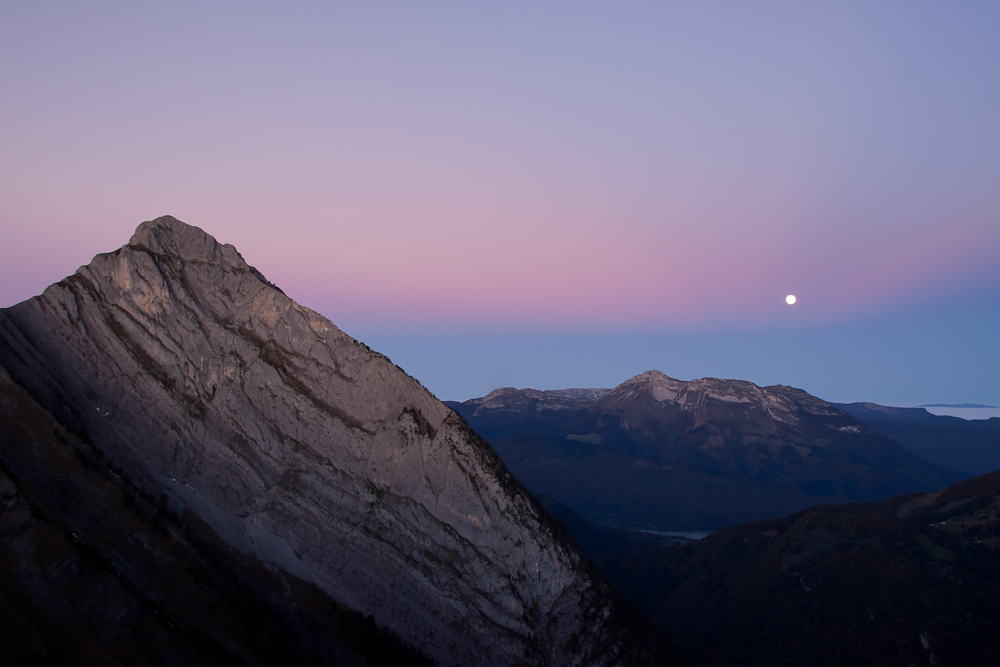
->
[2,2,998,407]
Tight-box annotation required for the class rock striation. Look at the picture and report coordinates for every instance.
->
[0,216,663,666]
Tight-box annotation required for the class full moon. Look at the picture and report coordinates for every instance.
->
[785,294,797,305]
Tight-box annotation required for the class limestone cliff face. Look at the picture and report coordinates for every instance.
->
[0,216,649,666]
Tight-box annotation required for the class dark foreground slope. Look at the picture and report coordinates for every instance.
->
[451,373,957,531]
[598,471,1000,666]
[0,216,671,667]
[0,364,430,666]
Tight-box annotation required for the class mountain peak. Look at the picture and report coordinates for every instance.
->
[612,370,688,404]
[128,215,248,271]
[123,215,282,296]
[602,372,841,432]
[471,386,587,413]
[454,372,958,533]
[0,216,657,666]
[625,369,679,383]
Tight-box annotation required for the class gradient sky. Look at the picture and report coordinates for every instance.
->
[2,2,998,406]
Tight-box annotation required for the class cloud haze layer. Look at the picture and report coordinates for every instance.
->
[2,3,998,403]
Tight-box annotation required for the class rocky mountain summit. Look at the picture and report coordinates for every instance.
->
[0,216,667,666]
[467,386,610,413]
[451,371,958,531]
[466,370,866,431]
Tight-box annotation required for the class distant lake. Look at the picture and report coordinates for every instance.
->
[640,530,713,541]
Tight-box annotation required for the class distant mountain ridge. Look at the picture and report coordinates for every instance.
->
[465,386,609,412]
[920,403,997,408]
[835,401,1000,478]
[450,372,959,531]
[835,402,1000,431]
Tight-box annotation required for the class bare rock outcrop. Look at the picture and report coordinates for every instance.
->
[0,216,661,666]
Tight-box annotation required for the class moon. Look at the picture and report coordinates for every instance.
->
[785,294,797,305]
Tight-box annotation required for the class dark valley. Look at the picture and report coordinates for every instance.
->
[597,470,1000,666]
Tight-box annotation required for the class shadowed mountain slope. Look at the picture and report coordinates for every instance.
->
[0,216,671,667]
[834,402,1000,478]
[0,362,431,666]
[597,470,1000,666]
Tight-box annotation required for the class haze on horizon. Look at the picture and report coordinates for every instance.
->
[2,2,998,406]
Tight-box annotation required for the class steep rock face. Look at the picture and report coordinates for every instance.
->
[0,363,404,666]
[0,216,652,667]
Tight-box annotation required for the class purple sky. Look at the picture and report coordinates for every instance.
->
[2,3,998,406]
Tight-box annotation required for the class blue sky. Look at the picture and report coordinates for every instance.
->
[1,2,998,405]
[361,289,1000,404]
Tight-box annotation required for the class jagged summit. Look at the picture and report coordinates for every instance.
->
[129,215,227,257]
[602,370,838,431]
[126,215,283,292]
[471,385,613,413]
[0,216,662,666]
[605,370,688,405]
[476,386,592,412]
